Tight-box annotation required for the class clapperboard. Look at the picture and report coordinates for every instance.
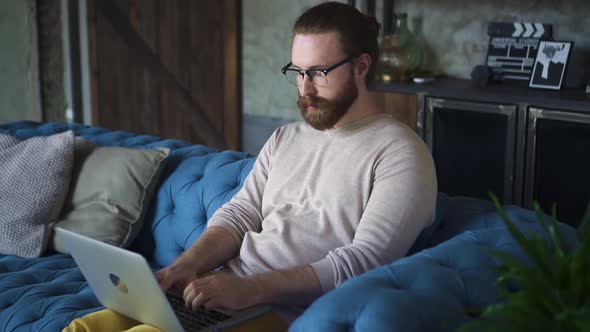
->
[485,22,552,81]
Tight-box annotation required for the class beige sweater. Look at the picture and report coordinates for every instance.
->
[208,114,437,292]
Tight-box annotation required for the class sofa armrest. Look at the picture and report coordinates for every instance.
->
[290,219,577,332]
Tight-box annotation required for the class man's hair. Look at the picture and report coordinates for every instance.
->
[293,2,381,84]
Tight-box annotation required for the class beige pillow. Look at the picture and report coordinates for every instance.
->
[52,137,169,254]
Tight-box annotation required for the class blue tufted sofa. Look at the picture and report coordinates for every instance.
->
[0,121,255,331]
[0,121,577,332]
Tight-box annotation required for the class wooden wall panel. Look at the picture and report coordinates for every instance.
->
[87,0,241,149]
[128,0,160,136]
[371,91,418,131]
[222,0,242,151]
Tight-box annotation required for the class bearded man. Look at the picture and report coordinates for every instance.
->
[156,0,437,324]
[64,3,437,331]
[71,2,437,331]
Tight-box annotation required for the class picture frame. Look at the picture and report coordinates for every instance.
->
[529,40,573,90]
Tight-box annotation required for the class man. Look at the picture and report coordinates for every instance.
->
[157,1,436,319]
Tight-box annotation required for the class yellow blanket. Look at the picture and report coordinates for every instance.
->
[63,309,159,332]
[63,308,287,332]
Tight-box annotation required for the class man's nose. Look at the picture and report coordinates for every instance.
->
[299,74,317,96]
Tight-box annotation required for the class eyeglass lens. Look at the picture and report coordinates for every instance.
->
[285,70,327,87]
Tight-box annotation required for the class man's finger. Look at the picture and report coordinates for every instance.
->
[183,281,195,300]
[184,287,196,309]
[204,298,220,311]
[156,271,172,292]
[191,292,206,311]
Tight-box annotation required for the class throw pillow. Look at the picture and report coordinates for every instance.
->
[52,137,170,254]
[0,131,74,257]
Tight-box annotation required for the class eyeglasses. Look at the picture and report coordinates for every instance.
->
[280,56,356,87]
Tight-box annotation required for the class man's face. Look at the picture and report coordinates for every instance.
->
[291,32,358,131]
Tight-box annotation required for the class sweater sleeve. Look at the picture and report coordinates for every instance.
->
[311,140,437,292]
[207,129,278,246]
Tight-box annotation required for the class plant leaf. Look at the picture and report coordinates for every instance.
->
[470,194,590,332]
[481,303,546,332]
[547,203,566,259]
[577,200,590,241]
[489,193,555,281]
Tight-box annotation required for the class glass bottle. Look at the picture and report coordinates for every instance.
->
[376,13,412,82]
[408,16,427,77]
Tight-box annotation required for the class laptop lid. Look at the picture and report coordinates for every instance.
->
[55,227,272,331]
[56,227,184,331]
[56,227,272,332]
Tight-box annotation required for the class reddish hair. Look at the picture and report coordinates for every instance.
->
[293,2,381,84]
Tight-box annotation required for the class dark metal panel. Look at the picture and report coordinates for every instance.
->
[426,97,518,203]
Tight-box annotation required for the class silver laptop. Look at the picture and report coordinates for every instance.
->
[55,227,271,332]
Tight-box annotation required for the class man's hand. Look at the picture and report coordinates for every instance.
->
[183,272,262,311]
[155,260,199,293]
[154,226,240,293]
[183,265,322,312]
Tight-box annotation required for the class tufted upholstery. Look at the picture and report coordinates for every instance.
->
[0,121,255,331]
[0,121,578,332]
[290,194,578,332]
[0,255,99,331]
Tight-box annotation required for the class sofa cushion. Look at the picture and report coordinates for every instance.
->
[144,148,255,267]
[0,131,74,258]
[0,254,101,331]
[52,137,170,254]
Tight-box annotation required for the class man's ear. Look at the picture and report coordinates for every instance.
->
[354,53,371,81]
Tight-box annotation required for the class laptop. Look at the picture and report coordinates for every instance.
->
[55,227,271,331]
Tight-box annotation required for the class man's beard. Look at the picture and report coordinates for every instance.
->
[297,77,358,131]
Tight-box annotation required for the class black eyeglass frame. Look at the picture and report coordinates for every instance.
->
[280,55,357,86]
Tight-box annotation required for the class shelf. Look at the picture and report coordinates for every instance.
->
[370,78,590,113]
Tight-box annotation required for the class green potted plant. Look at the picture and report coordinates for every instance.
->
[459,194,590,332]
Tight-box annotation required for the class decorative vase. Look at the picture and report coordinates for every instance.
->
[376,13,424,82]
[376,33,410,82]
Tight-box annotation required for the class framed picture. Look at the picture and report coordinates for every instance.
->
[529,40,573,90]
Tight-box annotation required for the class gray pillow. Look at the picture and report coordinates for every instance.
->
[52,137,170,254]
[0,131,74,257]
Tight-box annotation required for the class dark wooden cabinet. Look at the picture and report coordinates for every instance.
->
[371,79,590,227]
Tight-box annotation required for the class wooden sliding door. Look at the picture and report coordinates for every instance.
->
[87,0,241,149]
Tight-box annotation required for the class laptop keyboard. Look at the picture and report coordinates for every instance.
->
[166,291,231,331]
